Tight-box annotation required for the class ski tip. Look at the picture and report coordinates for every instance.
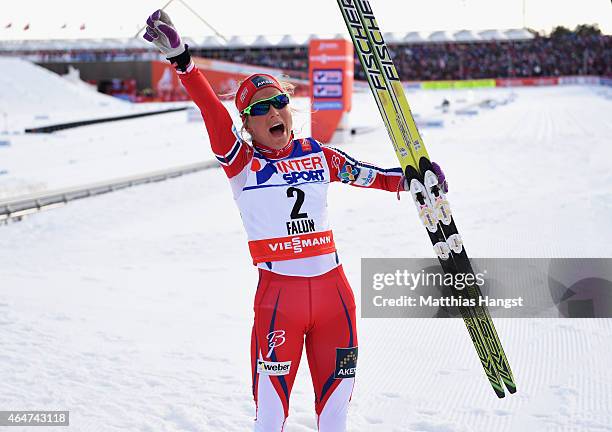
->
[505,383,517,394]
[492,385,506,398]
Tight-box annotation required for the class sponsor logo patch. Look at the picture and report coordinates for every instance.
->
[257,360,292,376]
[250,155,326,186]
[313,69,343,84]
[339,163,359,183]
[331,155,341,170]
[356,167,376,187]
[313,100,344,111]
[318,42,340,51]
[251,75,276,88]
[334,347,358,379]
[314,84,343,98]
[239,87,249,103]
[276,156,326,185]
[300,139,312,153]
[253,160,278,185]
[266,330,286,357]
[268,233,333,254]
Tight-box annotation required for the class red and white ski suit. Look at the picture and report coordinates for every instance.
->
[178,65,403,431]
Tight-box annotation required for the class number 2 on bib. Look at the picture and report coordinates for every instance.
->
[287,187,308,219]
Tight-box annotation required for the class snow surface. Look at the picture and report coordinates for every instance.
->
[0,57,313,199]
[0,58,128,129]
[1,59,612,431]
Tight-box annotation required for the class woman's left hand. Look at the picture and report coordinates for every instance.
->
[143,10,185,58]
[430,161,448,193]
[397,161,448,199]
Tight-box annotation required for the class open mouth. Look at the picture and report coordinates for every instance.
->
[269,123,285,137]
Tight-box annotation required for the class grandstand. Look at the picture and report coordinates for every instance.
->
[1,25,609,100]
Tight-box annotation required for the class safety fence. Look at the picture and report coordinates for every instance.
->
[24,107,188,133]
[0,160,217,224]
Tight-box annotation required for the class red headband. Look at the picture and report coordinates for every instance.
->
[235,74,285,113]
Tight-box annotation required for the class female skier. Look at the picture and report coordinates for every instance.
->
[144,10,446,432]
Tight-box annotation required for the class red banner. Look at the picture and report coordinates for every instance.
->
[248,230,336,264]
[496,77,559,87]
[192,57,308,97]
[151,61,187,101]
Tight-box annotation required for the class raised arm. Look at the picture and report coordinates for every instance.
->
[176,65,252,178]
[143,10,251,178]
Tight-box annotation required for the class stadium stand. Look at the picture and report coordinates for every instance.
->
[1,26,608,98]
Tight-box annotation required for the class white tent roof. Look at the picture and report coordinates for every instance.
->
[383,32,406,44]
[199,35,226,48]
[226,35,250,48]
[504,28,534,40]
[453,30,481,42]
[428,31,452,42]
[310,33,339,41]
[47,40,70,50]
[92,39,112,50]
[0,27,538,52]
[252,35,274,47]
[0,40,17,51]
[97,38,125,49]
[70,39,98,49]
[180,37,198,48]
[23,40,49,50]
[478,29,507,41]
[123,38,149,49]
[305,33,318,43]
[277,34,300,47]
[0,37,150,51]
[403,32,425,43]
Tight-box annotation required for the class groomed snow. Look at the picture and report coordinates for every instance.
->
[1,59,612,431]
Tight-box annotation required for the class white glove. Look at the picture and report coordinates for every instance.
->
[143,10,186,58]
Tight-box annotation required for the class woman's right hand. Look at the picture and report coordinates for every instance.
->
[143,10,185,58]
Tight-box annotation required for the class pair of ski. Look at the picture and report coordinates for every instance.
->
[336,0,517,397]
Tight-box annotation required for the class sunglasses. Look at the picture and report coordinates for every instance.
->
[241,93,290,116]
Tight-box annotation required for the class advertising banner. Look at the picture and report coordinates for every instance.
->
[309,39,354,143]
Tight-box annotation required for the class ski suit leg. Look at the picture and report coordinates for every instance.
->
[305,266,358,432]
[251,269,308,431]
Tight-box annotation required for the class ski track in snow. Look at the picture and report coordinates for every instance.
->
[1,60,612,431]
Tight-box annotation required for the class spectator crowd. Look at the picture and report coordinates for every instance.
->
[193,28,610,81]
[384,32,610,81]
[2,26,609,82]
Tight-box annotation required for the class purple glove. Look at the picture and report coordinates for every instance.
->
[143,10,185,58]
[397,161,448,200]
[431,161,448,193]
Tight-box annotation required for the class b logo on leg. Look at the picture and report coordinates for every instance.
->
[266,330,286,357]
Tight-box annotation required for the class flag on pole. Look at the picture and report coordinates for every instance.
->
[61,23,67,29]
[23,23,30,31]
[4,23,12,29]
[80,23,86,30]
